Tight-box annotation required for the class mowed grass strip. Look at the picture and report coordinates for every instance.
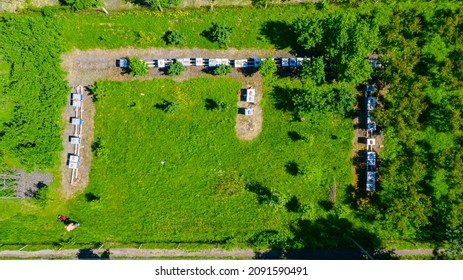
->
[61,77,353,244]
[58,6,302,50]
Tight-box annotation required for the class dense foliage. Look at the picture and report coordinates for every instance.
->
[213,64,231,76]
[293,8,379,84]
[370,4,463,243]
[128,56,149,76]
[0,15,68,169]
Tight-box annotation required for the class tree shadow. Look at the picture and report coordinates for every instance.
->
[77,249,110,260]
[237,67,259,77]
[251,215,382,259]
[205,98,218,110]
[285,161,299,176]
[245,181,278,205]
[285,195,301,212]
[154,99,173,111]
[318,200,334,211]
[85,192,100,202]
[270,86,297,112]
[287,131,304,141]
[260,21,299,53]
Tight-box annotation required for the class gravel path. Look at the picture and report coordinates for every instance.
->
[0,247,444,259]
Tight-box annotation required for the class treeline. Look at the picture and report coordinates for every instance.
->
[371,4,463,245]
[0,15,69,170]
[287,1,463,249]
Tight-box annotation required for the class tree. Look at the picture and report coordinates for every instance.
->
[292,80,355,117]
[168,62,185,76]
[128,57,149,76]
[259,58,277,79]
[145,0,180,12]
[300,57,325,85]
[292,14,324,51]
[214,64,232,76]
[62,0,101,11]
[163,30,185,45]
[207,22,233,49]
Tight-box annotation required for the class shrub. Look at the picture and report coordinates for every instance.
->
[128,56,149,76]
[213,64,232,76]
[207,22,233,49]
[168,62,185,76]
[145,0,180,12]
[163,30,185,45]
[259,58,277,78]
[61,0,101,11]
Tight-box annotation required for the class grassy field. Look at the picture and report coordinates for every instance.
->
[0,77,354,247]
[57,5,304,50]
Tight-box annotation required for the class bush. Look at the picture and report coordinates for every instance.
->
[213,64,232,76]
[128,56,149,76]
[207,22,233,49]
[168,62,185,76]
[145,0,180,11]
[61,0,101,11]
[259,58,277,78]
[163,30,185,45]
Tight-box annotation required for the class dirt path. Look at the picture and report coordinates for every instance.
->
[0,247,445,259]
[61,86,95,199]
[61,47,292,86]
[60,47,290,197]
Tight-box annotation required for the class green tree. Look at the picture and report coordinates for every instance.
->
[208,22,233,49]
[292,80,355,117]
[259,58,277,79]
[145,0,180,12]
[128,56,149,76]
[292,14,325,51]
[168,62,185,76]
[300,57,325,85]
[214,64,232,76]
[164,30,185,45]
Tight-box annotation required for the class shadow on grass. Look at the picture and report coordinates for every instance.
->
[205,98,218,110]
[287,131,304,141]
[246,181,279,205]
[251,215,383,259]
[270,86,297,112]
[260,21,299,53]
[284,161,299,176]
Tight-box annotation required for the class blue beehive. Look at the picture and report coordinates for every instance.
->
[367,152,376,166]
[366,171,376,191]
[367,97,376,111]
[365,84,375,94]
[117,59,128,68]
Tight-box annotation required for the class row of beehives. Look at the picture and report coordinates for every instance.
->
[117,57,309,69]
[365,84,377,192]
[68,86,84,184]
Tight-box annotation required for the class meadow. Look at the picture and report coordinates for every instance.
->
[57,5,304,50]
[0,76,354,248]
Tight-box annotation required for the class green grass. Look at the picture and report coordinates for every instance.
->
[58,6,303,50]
[0,77,353,247]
